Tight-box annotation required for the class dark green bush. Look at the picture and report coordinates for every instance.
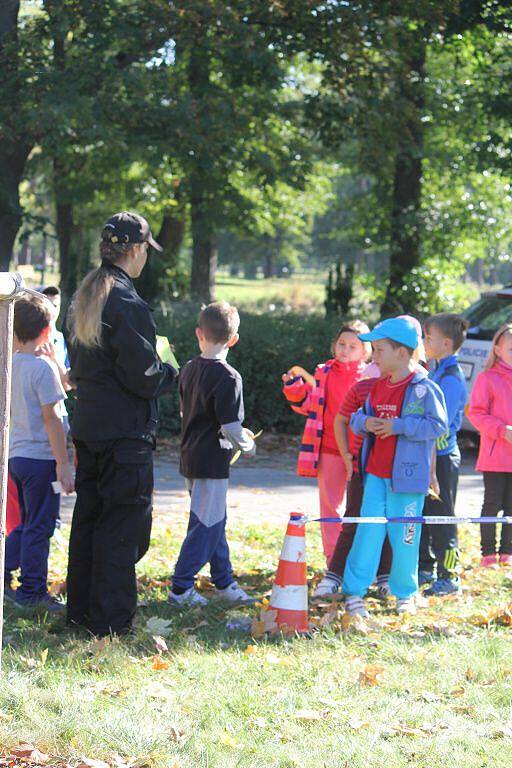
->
[154,304,344,435]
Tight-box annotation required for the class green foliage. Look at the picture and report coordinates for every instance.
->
[155,306,344,434]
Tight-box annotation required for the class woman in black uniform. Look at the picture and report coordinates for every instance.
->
[66,211,177,636]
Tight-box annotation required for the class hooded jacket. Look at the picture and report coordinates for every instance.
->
[350,367,448,494]
[467,360,512,472]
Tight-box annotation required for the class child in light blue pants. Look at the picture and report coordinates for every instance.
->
[343,475,424,599]
[344,317,448,617]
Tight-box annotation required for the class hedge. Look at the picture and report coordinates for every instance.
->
[155,304,344,435]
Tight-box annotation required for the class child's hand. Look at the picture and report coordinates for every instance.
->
[429,474,440,498]
[282,371,296,384]
[505,426,512,444]
[342,452,354,481]
[57,462,75,495]
[365,417,381,433]
[36,341,57,362]
[372,418,395,438]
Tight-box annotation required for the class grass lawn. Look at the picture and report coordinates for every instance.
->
[215,273,326,314]
[1,510,511,768]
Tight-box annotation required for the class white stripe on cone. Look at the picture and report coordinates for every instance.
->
[280,535,306,563]
[270,584,308,611]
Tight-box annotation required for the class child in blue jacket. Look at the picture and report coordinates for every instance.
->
[344,317,448,617]
[420,313,468,595]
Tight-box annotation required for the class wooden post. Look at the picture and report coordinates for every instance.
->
[0,272,23,670]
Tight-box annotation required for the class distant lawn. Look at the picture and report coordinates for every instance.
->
[215,273,327,314]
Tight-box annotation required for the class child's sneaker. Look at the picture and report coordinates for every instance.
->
[480,554,498,568]
[418,570,435,587]
[345,596,369,618]
[215,581,255,604]
[499,553,512,566]
[424,578,460,597]
[16,593,66,613]
[312,576,340,599]
[376,581,391,600]
[396,596,416,615]
[168,587,209,607]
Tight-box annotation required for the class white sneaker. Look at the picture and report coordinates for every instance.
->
[345,596,369,618]
[216,581,255,604]
[313,576,340,599]
[396,596,416,615]
[376,582,391,600]
[168,587,208,607]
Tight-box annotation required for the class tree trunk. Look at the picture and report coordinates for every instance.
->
[137,212,185,303]
[55,197,78,298]
[0,2,30,270]
[263,251,274,279]
[187,43,217,302]
[190,195,217,302]
[381,40,426,316]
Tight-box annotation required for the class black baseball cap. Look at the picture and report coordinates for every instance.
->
[101,211,163,251]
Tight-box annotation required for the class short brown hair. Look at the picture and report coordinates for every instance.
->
[198,301,240,344]
[425,313,468,352]
[387,339,415,357]
[14,297,52,343]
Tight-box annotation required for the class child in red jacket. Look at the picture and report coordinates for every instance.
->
[468,323,512,567]
[282,321,370,562]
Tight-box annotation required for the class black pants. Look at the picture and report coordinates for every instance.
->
[480,472,512,556]
[419,451,460,579]
[328,472,392,579]
[67,438,153,636]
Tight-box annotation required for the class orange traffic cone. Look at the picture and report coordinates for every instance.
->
[269,514,309,633]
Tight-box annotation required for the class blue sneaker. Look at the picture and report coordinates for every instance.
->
[424,578,460,597]
[418,570,435,587]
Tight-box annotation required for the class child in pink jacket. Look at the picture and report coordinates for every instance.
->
[282,321,370,562]
[468,322,512,567]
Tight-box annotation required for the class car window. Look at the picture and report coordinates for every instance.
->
[465,296,512,340]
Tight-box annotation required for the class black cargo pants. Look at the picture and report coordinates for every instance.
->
[419,450,460,580]
[67,438,153,636]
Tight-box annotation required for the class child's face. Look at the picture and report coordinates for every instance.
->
[371,339,407,375]
[333,331,365,364]
[495,331,512,367]
[424,324,453,361]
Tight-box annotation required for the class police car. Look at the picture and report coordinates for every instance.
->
[459,285,512,430]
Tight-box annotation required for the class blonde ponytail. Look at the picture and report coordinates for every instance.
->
[68,266,114,348]
[68,233,134,349]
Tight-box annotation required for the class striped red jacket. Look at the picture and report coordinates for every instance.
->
[283,358,366,478]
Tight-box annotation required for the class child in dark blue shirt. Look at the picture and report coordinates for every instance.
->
[421,313,468,595]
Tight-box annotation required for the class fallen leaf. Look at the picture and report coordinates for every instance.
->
[152,635,168,654]
[450,685,466,698]
[347,716,370,731]
[10,744,49,764]
[250,620,265,639]
[219,732,239,749]
[75,759,110,768]
[244,645,257,655]
[168,726,187,745]
[293,709,324,722]
[359,665,386,686]
[152,655,170,671]
[491,723,512,739]
[465,667,475,681]
[144,616,172,638]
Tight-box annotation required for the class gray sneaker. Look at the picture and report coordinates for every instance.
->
[16,594,66,613]
[168,587,209,607]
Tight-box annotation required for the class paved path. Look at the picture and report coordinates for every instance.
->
[60,444,484,528]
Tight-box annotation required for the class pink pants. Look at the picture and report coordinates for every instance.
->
[317,451,347,562]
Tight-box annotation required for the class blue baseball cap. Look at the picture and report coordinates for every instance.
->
[358,317,419,349]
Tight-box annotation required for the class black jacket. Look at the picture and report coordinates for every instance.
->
[67,262,176,443]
